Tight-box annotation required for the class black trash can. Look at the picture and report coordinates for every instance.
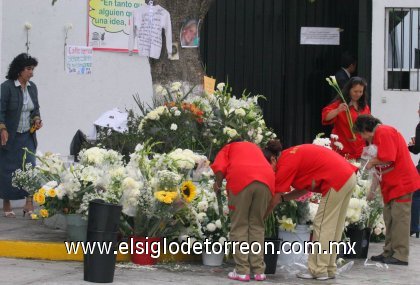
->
[344,227,371,259]
[84,199,122,283]
[264,238,281,274]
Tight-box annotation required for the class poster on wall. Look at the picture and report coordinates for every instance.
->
[180,19,200,48]
[88,0,145,51]
[300,27,340,45]
[66,45,93,75]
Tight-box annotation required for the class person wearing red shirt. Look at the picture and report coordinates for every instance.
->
[322,77,371,159]
[354,115,420,265]
[211,140,281,282]
[266,144,358,280]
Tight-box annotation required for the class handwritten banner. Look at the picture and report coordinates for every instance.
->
[88,0,145,51]
[66,45,93,75]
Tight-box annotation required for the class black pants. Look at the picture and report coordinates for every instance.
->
[411,190,420,234]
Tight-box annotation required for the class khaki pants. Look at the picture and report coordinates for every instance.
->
[228,181,272,275]
[308,173,356,278]
[382,193,412,262]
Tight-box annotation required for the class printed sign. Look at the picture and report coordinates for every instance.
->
[204,76,216,94]
[66,45,93,74]
[88,0,145,51]
[300,27,340,45]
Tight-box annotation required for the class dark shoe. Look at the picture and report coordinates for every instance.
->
[383,257,408,266]
[370,254,385,262]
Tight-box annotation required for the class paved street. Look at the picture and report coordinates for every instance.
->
[1,236,419,284]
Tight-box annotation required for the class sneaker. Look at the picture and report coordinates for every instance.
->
[383,257,408,266]
[228,270,250,282]
[253,273,267,281]
[296,272,334,280]
[370,254,386,262]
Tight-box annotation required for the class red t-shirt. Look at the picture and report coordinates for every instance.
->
[322,100,370,159]
[275,144,358,196]
[372,125,420,203]
[211,142,275,195]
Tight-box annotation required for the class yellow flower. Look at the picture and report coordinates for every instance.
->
[30,213,39,220]
[34,192,45,205]
[278,215,296,232]
[47,188,57,198]
[154,191,178,204]
[180,180,196,203]
[38,188,46,195]
[36,193,46,205]
[39,209,49,218]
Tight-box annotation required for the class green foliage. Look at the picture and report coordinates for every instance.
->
[264,212,278,239]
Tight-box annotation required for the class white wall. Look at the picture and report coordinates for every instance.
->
[372,0,420,163]
[1,0,153,155]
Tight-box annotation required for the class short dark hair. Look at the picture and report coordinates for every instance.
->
[353,114,382,133]
[337,76,369,110]
[340,52,357,68]
[6,53,38,80]
[262,139,282,162]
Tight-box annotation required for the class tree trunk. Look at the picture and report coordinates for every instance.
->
[148,0,215,86]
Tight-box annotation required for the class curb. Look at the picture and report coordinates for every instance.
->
[0,240,201,263]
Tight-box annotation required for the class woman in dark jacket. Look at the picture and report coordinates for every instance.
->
[408,104,420,238]
[0,53,42,218]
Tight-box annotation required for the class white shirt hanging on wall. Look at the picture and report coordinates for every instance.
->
[128,4,172,59]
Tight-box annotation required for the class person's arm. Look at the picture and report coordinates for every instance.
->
[0,83,9,146]
[213,171,224,193]
[365,157,392,169]
[324,103,348,121]
[408,123,420,154]
[264,189,309,219]
[29,83,42,130]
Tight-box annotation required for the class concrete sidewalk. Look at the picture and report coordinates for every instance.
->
[1,237,420,285]
[1,210,419,284]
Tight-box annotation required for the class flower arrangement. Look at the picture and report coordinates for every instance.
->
[186,180,229,243]
[312,132,344,152]
[275,193,319,232]
[127,142,201,239]
[13,146,138,223]
[132,82,277,159]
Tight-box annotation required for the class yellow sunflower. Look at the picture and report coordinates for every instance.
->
[180,181,196,203]
[154,191,178,204]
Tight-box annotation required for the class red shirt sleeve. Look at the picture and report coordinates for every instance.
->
[211,144,230,176]
[374,127,397,162]
[321,101,340,125]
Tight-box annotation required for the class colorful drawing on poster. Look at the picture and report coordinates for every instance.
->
[88,0,145,51]
[180,19,200,48]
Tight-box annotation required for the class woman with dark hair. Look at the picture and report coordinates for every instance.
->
[211,139,281,282]
[353,114,420,265]
[266,144,357,280]
[322,77,370,159]
[0,53,42,218]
